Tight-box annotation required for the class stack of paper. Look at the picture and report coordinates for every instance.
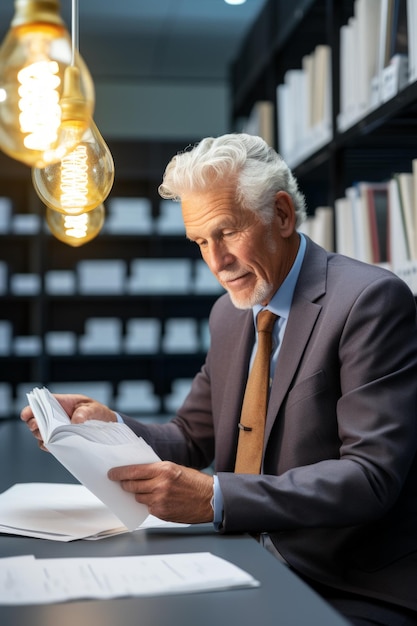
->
[164,379,193,413]
[79,317,123,354]
[44,269,76,294]
[127,258,192,294]
[0,196,12,232]
[0,320,12,356]
[155,199,185,234]
[77,259,127,294]
[124,318,161,354]
[0,483,187,541]
[105,197,153,234]
[115,380,160,414]
[0,483,127,541]
[162,318,199,353]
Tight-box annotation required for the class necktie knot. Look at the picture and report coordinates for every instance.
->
[256,309,278,334]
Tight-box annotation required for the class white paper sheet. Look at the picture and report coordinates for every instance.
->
[0,483,188,541]
[0,552,260,605]
[26,387,162,530]
[47,434,159,530]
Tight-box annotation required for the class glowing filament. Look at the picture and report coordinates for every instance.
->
[17,60,61,151]
[63,213,88,238]
[60,144,88,211]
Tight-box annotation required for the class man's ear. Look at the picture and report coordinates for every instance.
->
[274,191,296,237]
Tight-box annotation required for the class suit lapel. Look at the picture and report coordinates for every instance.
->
[264,238,328,442]
[214,306,254,470]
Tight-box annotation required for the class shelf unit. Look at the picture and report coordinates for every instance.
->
[231,0,417,214]
[0,139,223,420]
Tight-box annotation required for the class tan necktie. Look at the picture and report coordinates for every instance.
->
[234,309,278,474]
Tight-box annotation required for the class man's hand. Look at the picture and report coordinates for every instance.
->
[108,461,214,525]
[20,394,117,449]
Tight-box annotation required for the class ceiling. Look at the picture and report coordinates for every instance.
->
[0,0,267,82]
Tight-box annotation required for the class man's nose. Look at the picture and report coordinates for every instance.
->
[207,241,234,274]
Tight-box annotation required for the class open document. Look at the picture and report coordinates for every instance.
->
[0,552,260,605]
[26,386,161,530]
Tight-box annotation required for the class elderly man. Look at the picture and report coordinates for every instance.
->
[22,134,417,625]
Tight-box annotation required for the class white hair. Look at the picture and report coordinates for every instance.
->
[158,133,307,227]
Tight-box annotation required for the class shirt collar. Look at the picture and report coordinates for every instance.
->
[253,232,306,322]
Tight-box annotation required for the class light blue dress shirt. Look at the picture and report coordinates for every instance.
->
[213,233,306,527]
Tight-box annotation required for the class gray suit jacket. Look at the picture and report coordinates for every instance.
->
[124,237,417,612]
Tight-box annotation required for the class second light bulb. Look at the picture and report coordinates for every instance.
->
[32,119,115,215]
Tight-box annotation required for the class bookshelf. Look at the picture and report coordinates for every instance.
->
[0,140,224,420]
[231,0,417,288]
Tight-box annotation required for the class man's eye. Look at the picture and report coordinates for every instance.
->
[223,231,236,238]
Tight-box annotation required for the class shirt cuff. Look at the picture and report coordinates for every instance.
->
[114,412,124,423]
[212,475,224,531]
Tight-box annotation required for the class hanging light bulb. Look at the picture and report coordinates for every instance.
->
[32,118,115,214]
[45,203,105,247]
[0,0,94,167]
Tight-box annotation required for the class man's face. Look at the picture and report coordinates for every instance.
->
[182,185,296,309]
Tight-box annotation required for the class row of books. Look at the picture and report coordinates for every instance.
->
[334,168,417,272]
[0,316,211,357]
[0,196,186,235]
[241,43,332,165]
[0,258,224,296]
[276,44,332,167]
[0,378,194,419]
[303,160,417,293]
[338,0,411,131]
[244,1,416,162]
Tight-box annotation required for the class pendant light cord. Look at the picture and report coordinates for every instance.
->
[71,0,79,66]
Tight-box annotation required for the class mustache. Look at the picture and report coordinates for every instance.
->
[217,270,247,282]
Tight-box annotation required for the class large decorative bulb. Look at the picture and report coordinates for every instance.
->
[17,59,61,151]
[46,203,105,246]
[32,119,115,214]
[0,0,94,167]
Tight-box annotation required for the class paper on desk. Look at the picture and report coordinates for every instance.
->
[0,552,260,605]
[0,483,188,541]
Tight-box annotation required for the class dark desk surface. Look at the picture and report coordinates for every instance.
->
[0,420,348,626]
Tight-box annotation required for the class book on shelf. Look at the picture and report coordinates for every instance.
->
[335,196,356,258]
[276,81,292,161]
[388,176,410,269]
[378,0,397,73]
[276,69,305,164]
[359,182,390,264]
[243,100,274,147]
[407,0,417,82]
[298,206,334,252]
[345,185,373,263]
[357,0,382,109]
[26,386,161,531]
[335,182,390,266]
[394,172,415,259]
[311,44,332,131]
